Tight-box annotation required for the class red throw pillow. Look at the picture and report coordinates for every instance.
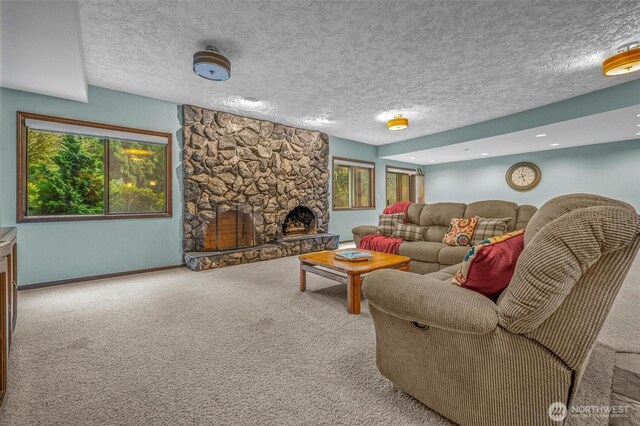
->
[452,230,525,301]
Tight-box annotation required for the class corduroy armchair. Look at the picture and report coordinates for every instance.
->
[362,194,640,426]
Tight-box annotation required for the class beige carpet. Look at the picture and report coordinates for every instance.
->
[1,252,638,425]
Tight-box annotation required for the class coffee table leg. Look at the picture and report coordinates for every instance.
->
[347,273,362,314]
[299,262,306,292]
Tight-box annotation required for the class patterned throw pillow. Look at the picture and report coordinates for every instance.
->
[442,217,479,246]
[377,213,405,236]
[452,230,525,300]
[472,217,513,244]
[391,222,426,242]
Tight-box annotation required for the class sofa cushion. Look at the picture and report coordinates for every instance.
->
[399,241,445,263]
[419,203,466,227]
[424,225,449,242]
[464,201,518,230]
[515,205,538,231]
[392,223,426,242]
[426,264,463,282]
[378,213,405,236]
[442,217,479,246]
[406,203,425,225]
[438,245,471,266]
[452,230,525,301]
[472,217,512,244]
[352,225,378,237]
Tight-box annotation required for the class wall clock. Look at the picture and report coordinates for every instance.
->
[506,162,541,191]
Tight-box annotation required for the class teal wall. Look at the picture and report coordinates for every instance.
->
[0,86,183,285]
[329,136,424,241]
[424,139,640,209]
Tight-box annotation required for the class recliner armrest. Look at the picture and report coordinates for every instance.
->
[351,225,378,237]
[363,269,499,334]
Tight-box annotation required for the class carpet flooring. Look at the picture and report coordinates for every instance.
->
[1,252,638,425]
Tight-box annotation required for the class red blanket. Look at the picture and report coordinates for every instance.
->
[383,200,412,215]
[360,234,403,255]
[383,201,412,223]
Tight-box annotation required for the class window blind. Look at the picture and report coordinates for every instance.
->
[25,118,169,145]
[387,167,417,175]
[333,159,374,169]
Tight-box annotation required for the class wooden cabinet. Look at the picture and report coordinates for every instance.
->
[0,227,17,408]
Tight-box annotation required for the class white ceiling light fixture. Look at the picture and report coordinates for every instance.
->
[550,143,560,146]
[481,152,489,156]
[193,46,231,81]
[535,133,547,137]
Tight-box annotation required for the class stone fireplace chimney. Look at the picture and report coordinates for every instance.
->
[182,105,338,270]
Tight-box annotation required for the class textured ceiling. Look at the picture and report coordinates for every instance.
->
[79,0,640,145]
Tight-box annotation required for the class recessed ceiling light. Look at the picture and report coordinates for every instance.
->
[636,124,640,127]
[481,153,489,156]
[410,156,416,160]
[550,143,560,147]
[428,160,435,163]
[636,132,640,136]
[536,133,547,137]
[637,114,640,117]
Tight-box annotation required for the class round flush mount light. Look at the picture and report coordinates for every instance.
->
[603,42,640,77]
[535,133,547,137]
[388,114,408,131]
[193,46,231,81]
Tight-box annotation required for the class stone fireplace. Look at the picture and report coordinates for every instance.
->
[182,105,338,271]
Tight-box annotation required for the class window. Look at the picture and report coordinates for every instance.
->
[386,166,416,206]
[332,157,375,210]
[17,112,172,222]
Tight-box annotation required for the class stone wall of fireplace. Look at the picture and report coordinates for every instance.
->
[182,105,334,268]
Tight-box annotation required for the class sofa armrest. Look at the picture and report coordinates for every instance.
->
[351,225,378,237]
[362,269,499,334]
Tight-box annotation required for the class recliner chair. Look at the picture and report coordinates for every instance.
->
[362,194,640,426]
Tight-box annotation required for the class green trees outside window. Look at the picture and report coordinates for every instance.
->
[108,140,166,213]
[386,168,415,206]
[18,112,172,222]
[332,158,375,210]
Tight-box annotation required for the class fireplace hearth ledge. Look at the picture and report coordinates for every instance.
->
[184,233,339,271]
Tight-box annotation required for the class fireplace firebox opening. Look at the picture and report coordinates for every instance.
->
[202,206,256,251]
[282,206,317,237]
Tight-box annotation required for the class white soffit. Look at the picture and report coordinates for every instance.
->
[383,105,640,165]
[1,0,87,102]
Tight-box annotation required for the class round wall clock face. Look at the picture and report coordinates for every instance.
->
[506,162,541,191]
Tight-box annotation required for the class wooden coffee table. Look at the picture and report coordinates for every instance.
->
[298,249,410,314]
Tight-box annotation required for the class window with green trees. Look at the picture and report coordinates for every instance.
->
[332,157,375,210]
[18,113,172,222]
